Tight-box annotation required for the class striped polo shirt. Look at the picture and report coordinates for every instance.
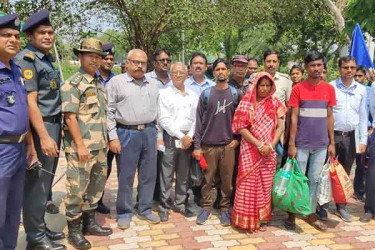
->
[288,80,336,150]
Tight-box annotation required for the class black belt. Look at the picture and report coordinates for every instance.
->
[116,122,155,131]
[334,130,354,137]
[0,132,27,144]
[43,115,62,123]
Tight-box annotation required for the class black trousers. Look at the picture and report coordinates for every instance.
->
[23,122,61,242]
[98,150,116,205]
[334,131,356,208]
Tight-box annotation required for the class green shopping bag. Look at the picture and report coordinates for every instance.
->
[272,158,311,215]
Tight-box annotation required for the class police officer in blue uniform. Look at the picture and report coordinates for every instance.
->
[0,13,37,250]
[96,42,116,214]
[15,9,66,250]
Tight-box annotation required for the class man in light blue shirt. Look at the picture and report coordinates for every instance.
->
[330,56,368,222]
[184,52,215,96]
[145,49,171,89]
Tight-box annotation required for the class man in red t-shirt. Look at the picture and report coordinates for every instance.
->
[287,51,336,231]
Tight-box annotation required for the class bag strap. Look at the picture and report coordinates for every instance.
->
[203,87,212,111]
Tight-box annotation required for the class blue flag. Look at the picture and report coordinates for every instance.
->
[350,23,373,69]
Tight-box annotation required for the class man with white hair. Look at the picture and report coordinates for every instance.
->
[106,49,160,229]
[157,62,198,221]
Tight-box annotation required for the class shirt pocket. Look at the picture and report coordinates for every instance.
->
[80,88,99,114]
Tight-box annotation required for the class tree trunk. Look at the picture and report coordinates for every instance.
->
[323,0,345,31]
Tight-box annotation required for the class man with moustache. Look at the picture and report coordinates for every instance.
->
[185,52,215,96]
[96,42,116,214]
[107,49,160,229]
[0,13,38,250]
[229,55,250,95]
[61,38,113,249]
[157,62,198,221]
[329,56,367,222]
[288,51,336,231]
[246,58,259,84]
[194,58,241,226]
[263,50,293,167]
[146,49,172,203]
[15,9,66,249]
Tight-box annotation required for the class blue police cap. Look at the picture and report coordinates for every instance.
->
[102,43,115,55]
[22,9,51,32]
[0,13,20,31]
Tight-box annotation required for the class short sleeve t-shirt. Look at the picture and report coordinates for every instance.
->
[288,80,336,150]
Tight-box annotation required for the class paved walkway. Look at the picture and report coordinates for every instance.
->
[17,153,375,250]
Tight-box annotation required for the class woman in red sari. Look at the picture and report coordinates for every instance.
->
[231,72,286,232]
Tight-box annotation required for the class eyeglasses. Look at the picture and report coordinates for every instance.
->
[171,71,187,76]
[129,60,147,67]
[157,58,171,63]
[340,66,357,70]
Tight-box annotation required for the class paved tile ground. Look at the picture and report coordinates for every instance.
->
[17,153,375,249]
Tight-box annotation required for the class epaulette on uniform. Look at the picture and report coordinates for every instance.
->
[69,72,83,86]
[278,72,291,80]
[23,51,35,62]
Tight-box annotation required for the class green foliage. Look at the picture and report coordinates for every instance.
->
[345,0,375,36]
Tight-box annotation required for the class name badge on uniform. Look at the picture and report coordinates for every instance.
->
[6,92,15,106]
[0,77,11,84]
[50,79,58,90]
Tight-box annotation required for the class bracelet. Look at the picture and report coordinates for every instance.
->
[269,143,274,151]
[257,142,264,149]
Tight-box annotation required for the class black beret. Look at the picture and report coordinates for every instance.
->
[22,9,51,32]
[0,13,20,31]
[102,43,115,55]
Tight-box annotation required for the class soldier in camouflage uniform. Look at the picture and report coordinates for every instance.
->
[61,38,112,249]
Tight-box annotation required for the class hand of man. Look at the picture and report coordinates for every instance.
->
[288,145,297,159]
[77,144,90,162]
[359,144,367,154]
[328,144,336,157]
[181,136,192,149]
[229,140,239,148]
[40,136,59,157]
[26,145,38,168]
[109,139,121,154]
[193,149,202,160]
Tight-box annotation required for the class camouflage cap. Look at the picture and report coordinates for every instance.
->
[73,38,108,57]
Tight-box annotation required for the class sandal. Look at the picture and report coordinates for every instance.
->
[284,219,296,231]
[259,224,267,232]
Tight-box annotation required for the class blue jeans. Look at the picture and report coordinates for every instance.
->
[297,148,327,213]
[116,126,157,218]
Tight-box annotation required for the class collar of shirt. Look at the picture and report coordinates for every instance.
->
[125,72,149,85]
[335,77,357,95]
[149,70,170,82]
[79,68,98,83]
[96,70,115,82]
[26,43,53,62]
[0,59,20,76]
[187,75,212,87]
[170,83,192,96]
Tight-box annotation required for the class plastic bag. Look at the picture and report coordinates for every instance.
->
[317,161,332,205]
[190,159,204,187]
[330,157,354,204]
[272,158,311,215]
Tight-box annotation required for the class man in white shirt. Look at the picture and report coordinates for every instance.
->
[157,62,198,221]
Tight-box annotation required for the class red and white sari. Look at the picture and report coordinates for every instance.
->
[231,72,286,231]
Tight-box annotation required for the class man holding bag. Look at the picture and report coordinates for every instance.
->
[329,56,368,222]
[288,51,336,231]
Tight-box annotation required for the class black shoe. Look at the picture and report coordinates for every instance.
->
[26,237,66,250]
[173,207,195,218]
[82,210,113,236]
[159,211,169,222]
[67,217,91,250]
[96,202,110,214]
[46,202,59,214]
[360,212,373,223]
[46,227,65,241]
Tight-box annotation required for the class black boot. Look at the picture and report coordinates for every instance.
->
[67,217,91,250]
[46,227,65,241]
[82,210,113,236]
[26,236,66,250]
